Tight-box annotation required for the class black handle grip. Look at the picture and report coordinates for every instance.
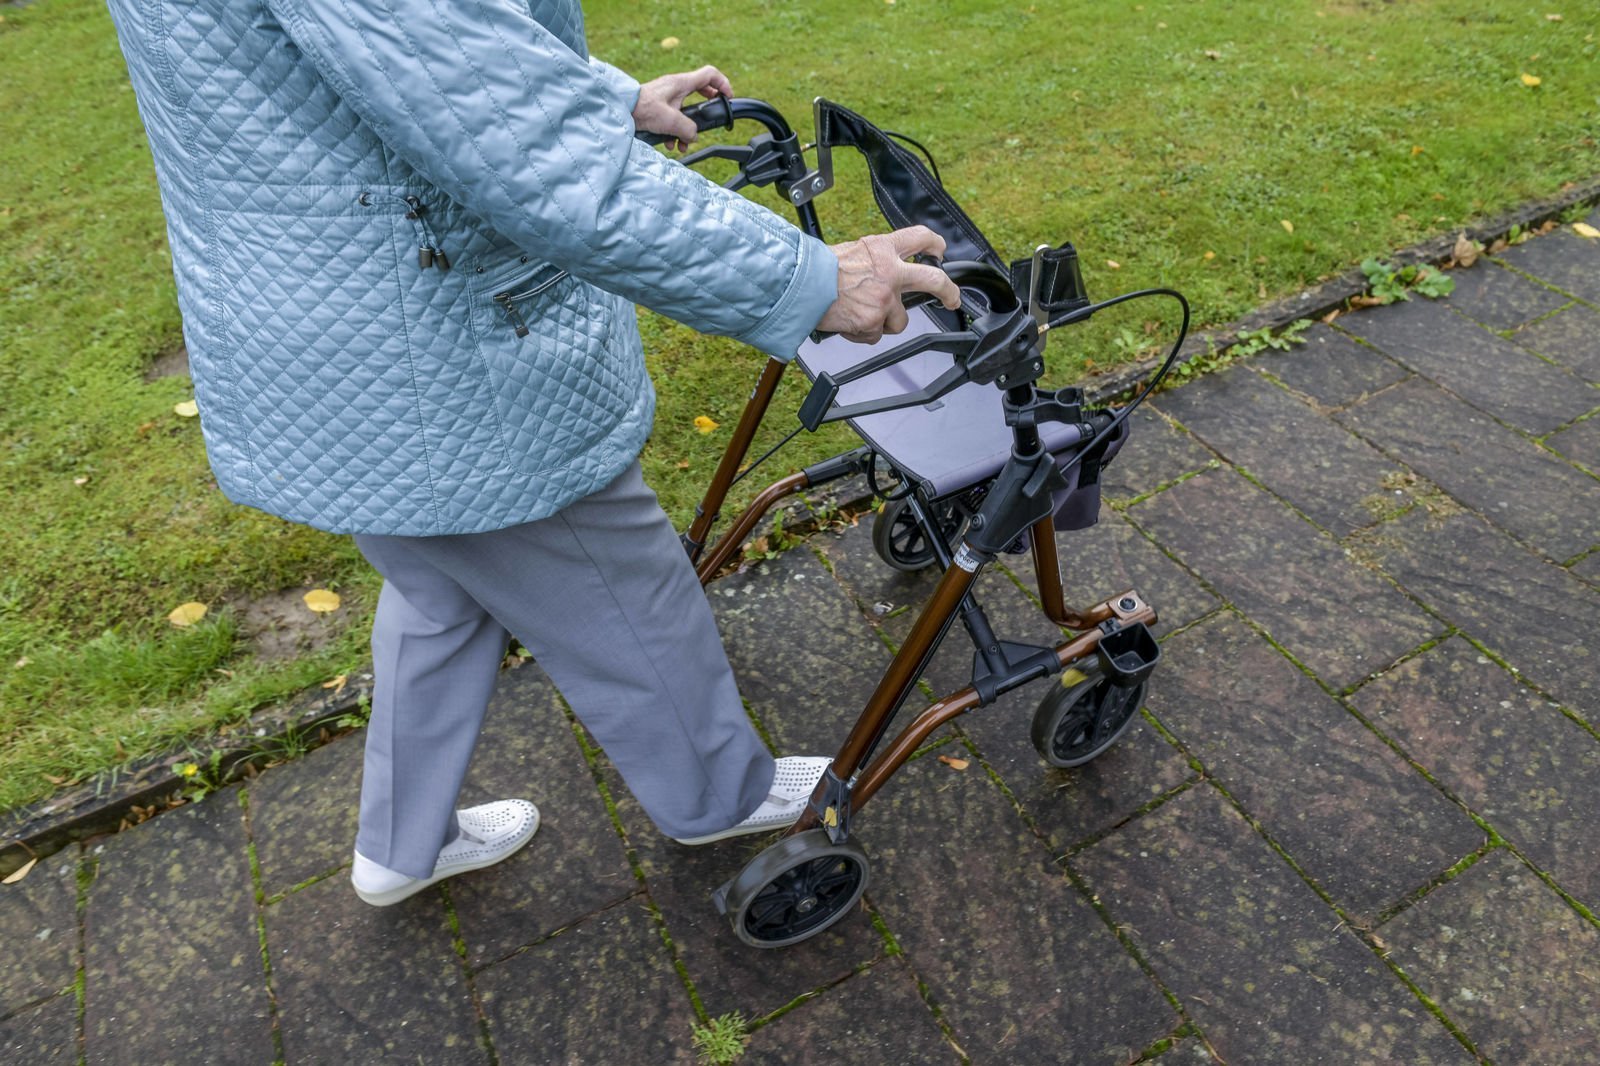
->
[634,95,736,146]
[941,260,1020,313]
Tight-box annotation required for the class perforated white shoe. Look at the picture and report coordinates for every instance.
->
[673,756,832,846]
[351,799,540,906]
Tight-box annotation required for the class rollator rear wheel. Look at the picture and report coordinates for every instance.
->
[1030,665,1147,768]
[724,830,870,948]
[872,497,964,572]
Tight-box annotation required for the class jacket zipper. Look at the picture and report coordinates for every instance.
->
[358,191,449,271]
[492,268,569,338]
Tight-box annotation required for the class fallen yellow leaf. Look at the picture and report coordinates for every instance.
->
[937,754,970,771]
[168,601,208,627]
[321,674,348,691]
[1546,13,1563,21]
[1280,219,1295,234]
[1105,259,1121,270]
[1410,145,1425,156]
[693,415,720,434]
[1203,250,1216,260]
[173,399,199,418]
[1453,232,1480,268]
[660,35,680,49]
[2,858,37,885]
[1520,72,1542,87]
[73,476,89,486]
[303,588,342,613]
[1572,222,1600,240]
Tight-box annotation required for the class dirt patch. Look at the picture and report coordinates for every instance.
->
[224,585,354,661]
[143,344,190,382]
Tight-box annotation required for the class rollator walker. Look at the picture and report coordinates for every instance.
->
[639,95,1190,948]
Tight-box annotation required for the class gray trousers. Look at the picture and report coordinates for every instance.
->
[352,462,773,877]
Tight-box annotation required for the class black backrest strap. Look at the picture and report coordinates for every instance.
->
[814,100,1007,276]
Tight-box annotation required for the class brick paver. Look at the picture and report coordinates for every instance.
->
[1383,849,1600,1064]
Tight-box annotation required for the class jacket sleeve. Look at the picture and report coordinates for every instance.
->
[265,0,836,359]
[587,55,641,113]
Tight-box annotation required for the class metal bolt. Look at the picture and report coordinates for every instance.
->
[1119,597,1137,610]
[998,374,1008,384]
[812,177,825,191]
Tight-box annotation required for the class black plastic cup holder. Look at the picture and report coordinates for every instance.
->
[1096,621,1160,687]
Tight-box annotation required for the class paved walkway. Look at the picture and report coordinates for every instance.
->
[4,214,1599,1065]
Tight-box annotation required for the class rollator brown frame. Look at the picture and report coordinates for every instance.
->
[682,356,1157,838]
[649,93,1183,948]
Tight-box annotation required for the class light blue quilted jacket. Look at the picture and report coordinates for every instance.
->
[105,0,838,535]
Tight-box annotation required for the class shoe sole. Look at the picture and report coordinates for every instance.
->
[353,810,540,906]
[672,812,801,847]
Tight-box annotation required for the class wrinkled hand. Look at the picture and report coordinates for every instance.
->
[818,227,963,344]
[632,66,733,152]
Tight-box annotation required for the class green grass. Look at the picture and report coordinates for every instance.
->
[3,0,1599,814]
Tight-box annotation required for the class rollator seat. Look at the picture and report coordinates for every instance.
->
[794,305,1091,501]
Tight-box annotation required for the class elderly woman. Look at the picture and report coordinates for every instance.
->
[105,0,956,904]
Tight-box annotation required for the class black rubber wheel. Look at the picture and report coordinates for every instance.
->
[871,497,963,573]
[723,829,870,949]
[1029,665,1147,768]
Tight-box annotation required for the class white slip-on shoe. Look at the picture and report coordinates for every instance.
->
[351,798,540,907]
[672,756,832,846]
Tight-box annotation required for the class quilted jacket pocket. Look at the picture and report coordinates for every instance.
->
[487,262,569,337]
[467,261,642,478]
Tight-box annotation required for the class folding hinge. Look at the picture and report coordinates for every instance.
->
[788,98,836,206]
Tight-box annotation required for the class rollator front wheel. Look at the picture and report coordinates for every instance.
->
[1030,665,1147,768]
[723,829,870,948]
[872,496,964,572]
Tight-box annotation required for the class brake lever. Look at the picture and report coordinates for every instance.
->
[798,328,978,431]
[678,143,755,169]
[804,361,971,431]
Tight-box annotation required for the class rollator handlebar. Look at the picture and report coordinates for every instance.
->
[633,96,796,146]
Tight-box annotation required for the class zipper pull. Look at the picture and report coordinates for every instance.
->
[417,246,435,269]
[494,293,530,338]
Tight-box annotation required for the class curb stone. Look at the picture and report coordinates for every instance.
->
[0,675,372,878]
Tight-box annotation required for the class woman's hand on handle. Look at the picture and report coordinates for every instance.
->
[819,227,963,344]
[632,66,734,152]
